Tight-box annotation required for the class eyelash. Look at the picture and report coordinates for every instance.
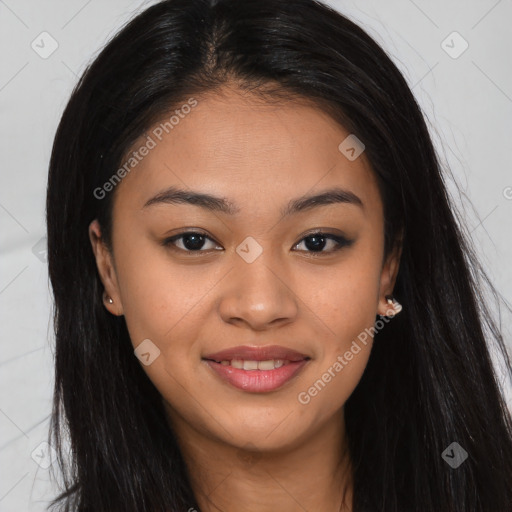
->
[162,230,353,256]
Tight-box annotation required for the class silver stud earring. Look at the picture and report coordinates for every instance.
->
[104,294,114,304]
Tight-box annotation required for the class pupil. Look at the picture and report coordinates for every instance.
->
[183,234,205,250]
[305,235,326,252]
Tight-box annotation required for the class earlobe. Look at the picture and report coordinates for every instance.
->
[88,219,124,316]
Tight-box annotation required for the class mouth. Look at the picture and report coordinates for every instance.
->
[201,345,311,393]
[203,358,303,370]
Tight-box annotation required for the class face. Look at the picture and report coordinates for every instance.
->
[89,84,400,454]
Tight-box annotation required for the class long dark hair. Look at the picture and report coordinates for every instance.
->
[45,0,512,510]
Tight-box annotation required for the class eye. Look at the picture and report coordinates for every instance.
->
[162,230,353,256]
[292,231,353,255]
[162,231,222,253]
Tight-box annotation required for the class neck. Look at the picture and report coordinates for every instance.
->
[166,404,353,512]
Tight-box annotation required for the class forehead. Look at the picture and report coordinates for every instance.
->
[112,86,381,218]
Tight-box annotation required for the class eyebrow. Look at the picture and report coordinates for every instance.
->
[142,185,364,216]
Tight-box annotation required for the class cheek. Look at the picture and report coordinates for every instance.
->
[294,286,377,425]
[113,242,217,423]
[114,237,220,350]
[299,247,382,353]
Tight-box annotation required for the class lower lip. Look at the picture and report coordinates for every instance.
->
[203,359,309,393]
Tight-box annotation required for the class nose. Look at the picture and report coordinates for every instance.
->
[217,251,299,331]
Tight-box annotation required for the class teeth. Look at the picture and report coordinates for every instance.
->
[243,360,259,370]
[257,359,277,370]
[220,359,291,370]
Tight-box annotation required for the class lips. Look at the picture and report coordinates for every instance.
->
[202,345,310,363]
[202,345,311,392]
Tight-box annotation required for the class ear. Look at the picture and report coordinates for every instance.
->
[377,232,403,317]
[88,219,124,316]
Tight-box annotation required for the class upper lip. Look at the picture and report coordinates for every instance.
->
[203,345,310,362]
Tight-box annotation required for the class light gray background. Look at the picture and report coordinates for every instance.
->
[1,0,511,510]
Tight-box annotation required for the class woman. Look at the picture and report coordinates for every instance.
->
[45,0,512,510]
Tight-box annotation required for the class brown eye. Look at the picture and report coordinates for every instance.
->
[293,232,353,254]
[163,231,222,253]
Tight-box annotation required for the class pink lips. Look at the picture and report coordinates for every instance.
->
[202,345,310,393]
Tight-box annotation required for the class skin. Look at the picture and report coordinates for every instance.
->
[89,83,401,512]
